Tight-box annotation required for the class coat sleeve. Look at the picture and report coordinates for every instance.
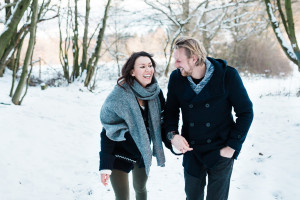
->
[226,68,254,152]
[165,71,181,134]
[99,128,116,171]
[158,90,172,150]
[100,98,128,141]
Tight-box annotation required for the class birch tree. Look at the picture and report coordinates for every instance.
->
[264,0,300,71]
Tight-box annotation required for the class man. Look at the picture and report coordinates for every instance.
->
[165,36,253,200]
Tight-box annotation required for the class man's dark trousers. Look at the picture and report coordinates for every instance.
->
[184,156,234,200]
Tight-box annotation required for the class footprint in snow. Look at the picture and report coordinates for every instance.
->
[273,191,284,200]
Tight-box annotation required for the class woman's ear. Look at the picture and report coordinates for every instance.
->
[131,69,135,77]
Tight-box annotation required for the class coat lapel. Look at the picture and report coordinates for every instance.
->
[181,57,227,103]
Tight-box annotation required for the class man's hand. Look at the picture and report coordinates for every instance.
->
[220,146,235,158]
[171,135,193,153]
[101,174,110,186]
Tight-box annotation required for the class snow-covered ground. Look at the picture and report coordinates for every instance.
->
[0,64,300,200]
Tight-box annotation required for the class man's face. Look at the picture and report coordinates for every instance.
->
[174,48,195,77]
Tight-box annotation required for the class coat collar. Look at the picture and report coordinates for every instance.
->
[178,57,228,103]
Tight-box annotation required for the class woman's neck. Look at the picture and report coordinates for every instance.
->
[137,98,145,107]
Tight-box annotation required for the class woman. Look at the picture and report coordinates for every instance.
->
[99,51,169,200]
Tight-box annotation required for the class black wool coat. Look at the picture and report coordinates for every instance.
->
[165,57,254,176]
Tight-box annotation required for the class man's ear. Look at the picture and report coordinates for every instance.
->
[193,55,198,64]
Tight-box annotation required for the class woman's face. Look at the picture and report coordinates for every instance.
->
[131,56,154,87]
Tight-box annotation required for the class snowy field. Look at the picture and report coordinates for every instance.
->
[0,64,300,200]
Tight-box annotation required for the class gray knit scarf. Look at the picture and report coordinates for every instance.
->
[100,79,166,175]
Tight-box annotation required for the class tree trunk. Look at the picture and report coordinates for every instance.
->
[164,29,182,77]
[285,0,300,70]
[58,1,71,82]
[80,0,90,72]
[182,0,190,33]
[0,0,31,59]
[10,35,25,97]
[12,0,38,105]
[0,26,29,77]
[71,0,80,80]
[84,0,111,87]
[5,0,12,22]
[264,0,299,71]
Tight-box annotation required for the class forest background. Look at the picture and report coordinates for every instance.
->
[0,1,300,199]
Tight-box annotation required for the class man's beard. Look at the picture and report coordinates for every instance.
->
[180,68,190,77]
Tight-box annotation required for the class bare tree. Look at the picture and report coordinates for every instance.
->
[106,1,133,76]
[71,0,80,80]
[143,0,267,76]
[84,0,111,87]
[144,0,207,76]
[57,0,112,87]
[58,0,72,82]
[80,0,90,72]
[12,0,38,105]
[0,0,57,77]
[0,0,31,76]
[264,0,299,71]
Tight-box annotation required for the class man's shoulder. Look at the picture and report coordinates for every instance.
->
[169,69,184,81]
[225,66,240,78]
[170,68,180,76]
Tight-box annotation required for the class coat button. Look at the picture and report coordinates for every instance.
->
[189,104,193,108]
[205,103,210,108]
[190,122,194,127]
[206,139,212,143]
[190,140,195,145]
[206,122,211,127]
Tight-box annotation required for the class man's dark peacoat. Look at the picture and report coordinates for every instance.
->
[165,57,254,175]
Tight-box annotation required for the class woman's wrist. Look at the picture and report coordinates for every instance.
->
[100,169,112,175]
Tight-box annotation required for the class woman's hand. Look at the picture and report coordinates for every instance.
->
[101,173,110,186]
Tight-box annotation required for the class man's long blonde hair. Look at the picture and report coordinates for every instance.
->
[174,36,207,66]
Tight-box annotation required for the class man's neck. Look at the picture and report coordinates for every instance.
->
[191,63,206,79]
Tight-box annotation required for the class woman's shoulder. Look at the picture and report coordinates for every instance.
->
[103,84,128,106]
[109,84,129,97]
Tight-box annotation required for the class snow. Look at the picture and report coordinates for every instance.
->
[0,63,300,200]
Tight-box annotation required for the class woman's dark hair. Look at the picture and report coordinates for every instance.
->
[117,51,156,88]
